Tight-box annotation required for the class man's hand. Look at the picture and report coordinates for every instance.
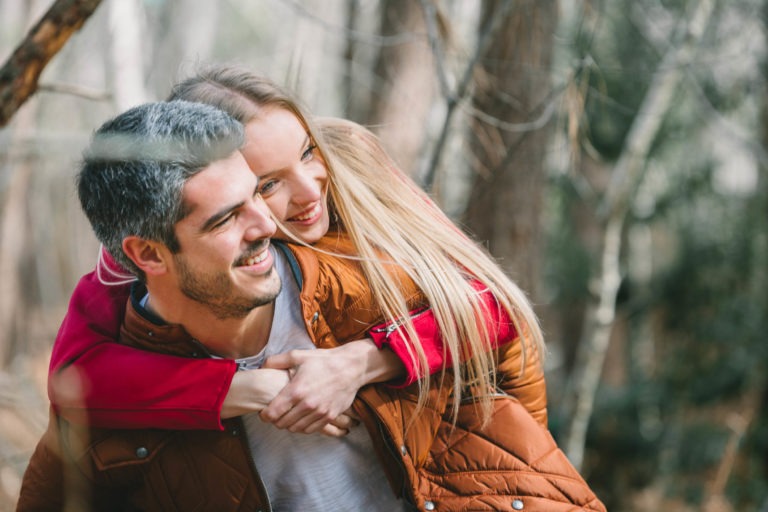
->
[259,338,405,436]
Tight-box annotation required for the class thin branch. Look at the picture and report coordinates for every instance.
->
[600,0,718,219]
[462,90,559,133]
[419,0,516,191]
[278,0,422,47]
[0,0,103,127]
[564,0,719,471]
[419,0,452,100]
[38,82,111,101]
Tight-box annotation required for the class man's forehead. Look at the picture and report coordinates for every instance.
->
[178,153,254,221]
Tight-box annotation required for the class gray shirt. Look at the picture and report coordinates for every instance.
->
[239,247,406,511]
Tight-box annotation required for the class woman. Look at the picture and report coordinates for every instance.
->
[34,66,608,511]
[48,65,547,434]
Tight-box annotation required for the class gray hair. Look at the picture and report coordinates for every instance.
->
[77,100,245,279]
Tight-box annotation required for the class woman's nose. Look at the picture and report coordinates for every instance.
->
[290,168,323,203]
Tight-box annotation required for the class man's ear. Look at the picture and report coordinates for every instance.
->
[122,236,169,276]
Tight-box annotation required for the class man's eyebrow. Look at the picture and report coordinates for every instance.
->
[199,183,260,233]
[200,202,243,232]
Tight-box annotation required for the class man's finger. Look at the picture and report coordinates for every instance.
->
[329,413,356,431]
[261,352,294,370]
[320,423,348,438]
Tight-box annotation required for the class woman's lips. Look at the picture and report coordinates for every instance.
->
[288,203,322,224]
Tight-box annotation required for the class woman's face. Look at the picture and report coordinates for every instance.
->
[240,107,330,243]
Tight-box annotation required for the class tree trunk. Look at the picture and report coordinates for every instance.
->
[564,0,718,471]
[146,0,219,98]
[0,0,103,126]
[366,0,436,175]
[108,0,148,110]
[462,0,558,296]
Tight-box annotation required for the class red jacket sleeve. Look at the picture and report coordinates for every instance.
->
[368,280,516,386]
[48,268,236,431]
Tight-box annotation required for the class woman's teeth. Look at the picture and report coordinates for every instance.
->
[292,203,320,221]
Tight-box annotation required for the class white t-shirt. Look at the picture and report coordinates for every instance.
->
[239,247,406,511]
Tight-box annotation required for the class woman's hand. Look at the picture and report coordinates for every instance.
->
[258,338,404,436]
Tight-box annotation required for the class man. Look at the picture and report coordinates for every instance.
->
[19,100,605,512]
[18,100,411,511]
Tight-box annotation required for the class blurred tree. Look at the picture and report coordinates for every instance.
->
[365,0,436,175]
[108,0,147,109]
[145,0,220,98]
[564,0,718,472]
[462,0,557,296]
[0,0,102,126]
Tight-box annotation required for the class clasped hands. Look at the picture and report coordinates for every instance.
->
[221,338,401,437]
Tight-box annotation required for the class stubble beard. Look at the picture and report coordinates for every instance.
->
[175,257,281,320]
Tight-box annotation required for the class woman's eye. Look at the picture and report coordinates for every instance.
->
[301,144,317,162]
[258,180,278,195]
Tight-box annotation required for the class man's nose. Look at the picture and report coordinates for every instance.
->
[243,196,276,240]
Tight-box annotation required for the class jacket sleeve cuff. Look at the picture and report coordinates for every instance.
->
[369,307,444,388]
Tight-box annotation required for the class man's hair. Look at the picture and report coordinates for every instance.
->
[78,100,244,278]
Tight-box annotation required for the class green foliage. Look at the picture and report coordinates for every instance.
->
[576,4,662,160]
[542,175,592,304]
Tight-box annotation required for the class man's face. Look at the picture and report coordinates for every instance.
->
[171,151,281,319]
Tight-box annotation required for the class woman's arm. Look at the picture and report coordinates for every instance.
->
[49,268,404,431]
[261,270,520,433]
[367,279,517,386]
[49,270,237,430]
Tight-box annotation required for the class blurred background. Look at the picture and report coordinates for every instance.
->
[0,0,766,510]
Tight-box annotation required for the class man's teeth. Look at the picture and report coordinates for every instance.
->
[292,204,320,221]
[243,251,268,266]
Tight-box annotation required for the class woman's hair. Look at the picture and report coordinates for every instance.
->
[169,64,545,424]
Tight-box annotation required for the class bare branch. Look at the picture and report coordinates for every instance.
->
[38,82,111,101]
[565,0,719,471]
[599,0,718,219]
[462,91,559,133]
[418,0,452,99]
[419,0,516,191]
[0,0,103,127]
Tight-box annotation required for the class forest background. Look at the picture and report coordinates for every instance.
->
[0,0,766,510]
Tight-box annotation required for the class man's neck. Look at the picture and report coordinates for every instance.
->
[142,288,275,359]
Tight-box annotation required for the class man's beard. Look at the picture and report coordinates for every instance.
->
[175,255,281,320]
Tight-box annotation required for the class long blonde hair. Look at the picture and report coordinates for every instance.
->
[169,64,545,423]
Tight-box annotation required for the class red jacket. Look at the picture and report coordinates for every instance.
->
[48,243,521,430]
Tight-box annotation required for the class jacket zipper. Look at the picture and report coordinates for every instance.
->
[235,417,273,511]
[369,306,431,338]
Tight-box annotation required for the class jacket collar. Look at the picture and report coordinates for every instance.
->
[120,281,210,358]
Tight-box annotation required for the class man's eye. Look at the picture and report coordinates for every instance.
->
[301,144,317,161]
[214,215,234,229]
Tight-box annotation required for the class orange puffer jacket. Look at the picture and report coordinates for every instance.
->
[18,238,604,511]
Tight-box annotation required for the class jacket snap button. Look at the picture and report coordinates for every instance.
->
[424,501,435,511]
[512,499,524,510]
[400,445,407,456]
[311,312,319,323]
[135,447,149,459]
